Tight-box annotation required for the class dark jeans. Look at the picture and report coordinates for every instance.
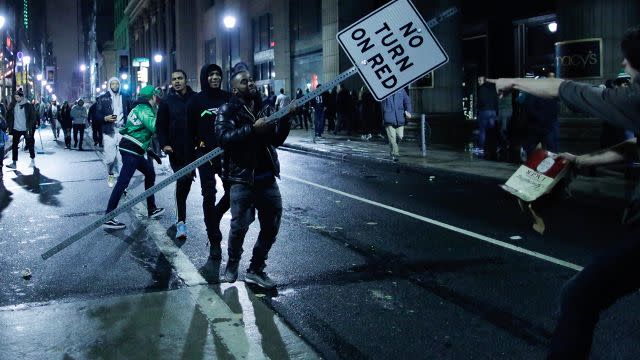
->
[92,123,103,146]
[525,122,559,155]
[477,110,497,149]
[227,179,282,271]
[62,128,72,148]
[170,157,193,224]
[73,124,85,148]
[196,155,221,244]
[106,150,157,215]
[548,234,640,359]
[327,112,335,132]
[314,109,325,136]
[335,112,349,134]
[11,130,35,161]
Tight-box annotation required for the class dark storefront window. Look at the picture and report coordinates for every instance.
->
[290,0,322,54]
[252,14,273,52]
[253,61,274,82]
[205,38,216,65]
[292,52,322,93]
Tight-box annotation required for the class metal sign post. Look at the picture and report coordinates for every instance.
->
[41,4,458,260]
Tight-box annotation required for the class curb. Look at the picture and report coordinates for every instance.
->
[281,142,629,201]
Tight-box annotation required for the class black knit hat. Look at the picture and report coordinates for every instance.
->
[621,25,640,71]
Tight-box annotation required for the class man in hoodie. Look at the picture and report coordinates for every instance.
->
[96,77,132,187]
[186,64,231,259]
[71,99,88,150]
[157,69,196,240]
[215,63,294,289]
[6,90,37,168]
[103,85,165,230]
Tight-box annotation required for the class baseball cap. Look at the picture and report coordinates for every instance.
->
[139,85,161,100]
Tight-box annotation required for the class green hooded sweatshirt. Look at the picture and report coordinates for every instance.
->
[119,101,156,156]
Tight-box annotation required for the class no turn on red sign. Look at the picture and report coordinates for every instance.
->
[337,0,449,101]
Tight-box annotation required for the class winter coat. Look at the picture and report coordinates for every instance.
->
[59,105,72,129]
[119,100,156,156]
[7,101,37,132]
[70,105,88,125]
[381,89,412,127]
[186,64,231,163]
[215,95,291,185]
[95,78,132,135]
[157,86,196,164]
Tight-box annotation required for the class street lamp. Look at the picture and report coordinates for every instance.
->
[101,83,106,90]
[153,54,163,63]
[79,64,86,99]
[153,54,163,85]
[548,22,557,33]
[121,73,128,80]
[223,15,237,90]
[0,15,5,30]
[95,87,100,93]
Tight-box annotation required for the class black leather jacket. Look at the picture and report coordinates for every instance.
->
[215,95,291,185]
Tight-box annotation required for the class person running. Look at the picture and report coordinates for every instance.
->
[103,86,165,229]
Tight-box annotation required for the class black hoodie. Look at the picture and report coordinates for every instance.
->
[186,64,231,163]
[157,85,195,164]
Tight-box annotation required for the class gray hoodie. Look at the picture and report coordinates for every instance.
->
[71,104,88,125]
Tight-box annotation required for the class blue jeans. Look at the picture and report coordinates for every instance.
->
[227,180,282,271]
[314,109,325,136]
[477,110,497,149]
[106,150,157,215]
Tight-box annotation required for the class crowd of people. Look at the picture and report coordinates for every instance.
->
[0,22,639,359]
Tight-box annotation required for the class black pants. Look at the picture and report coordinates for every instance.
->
[73,124,85,149]
[548,233,640,359]
[170,157,193,224]
[92,123,103,146]
[11,130,35,161]
[196,153,231,244]
[227,179,282,271]
[107,150,157,214]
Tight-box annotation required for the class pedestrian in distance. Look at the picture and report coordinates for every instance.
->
[59,101,73,149]
[310,84,326,137]
[103,85,165,230]
[96,77,132,188]
[215,62,295,289]
[157,69,196,240]
[88,102,102,147]
[489,24,640,360]
[381,88,412,162]
[186,64,232,258]
[6,89,37,168]
[275,88,291,111]
[71,99,88,151]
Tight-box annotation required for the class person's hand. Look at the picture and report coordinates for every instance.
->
[254,117,275,134]
[404,111,412,119]
[163,146,173,153]
[104,115,117,122]
[486,78,516,95]
[558,152,581,167]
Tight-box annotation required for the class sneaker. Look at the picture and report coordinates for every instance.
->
[245,269,276,289]
[176,221,187,240]
[223,260,240,283]
[107,174,116,188]
[149,208,165,219]
[6,162,16,169]
[29,159,35,168]
[209,243,222,260]
[103,219,126,230]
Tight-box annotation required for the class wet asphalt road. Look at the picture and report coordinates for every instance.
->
[1,129,639,359]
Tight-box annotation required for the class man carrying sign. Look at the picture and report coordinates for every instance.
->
[489,25,640,360]
[215,63,294,289]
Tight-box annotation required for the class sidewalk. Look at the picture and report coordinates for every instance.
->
[283,129,633,201]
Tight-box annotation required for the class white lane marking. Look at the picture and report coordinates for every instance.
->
[281,174,584,272]
[131,203,319,360]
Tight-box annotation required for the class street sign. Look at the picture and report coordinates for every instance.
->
[337,0,449,101]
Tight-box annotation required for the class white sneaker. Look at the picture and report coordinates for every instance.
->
[107,174,116,188]
[29,159,35,168]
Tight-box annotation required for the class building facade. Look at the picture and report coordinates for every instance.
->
[120,0,640,151]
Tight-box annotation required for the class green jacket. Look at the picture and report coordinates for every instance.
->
[119,101,156,156]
